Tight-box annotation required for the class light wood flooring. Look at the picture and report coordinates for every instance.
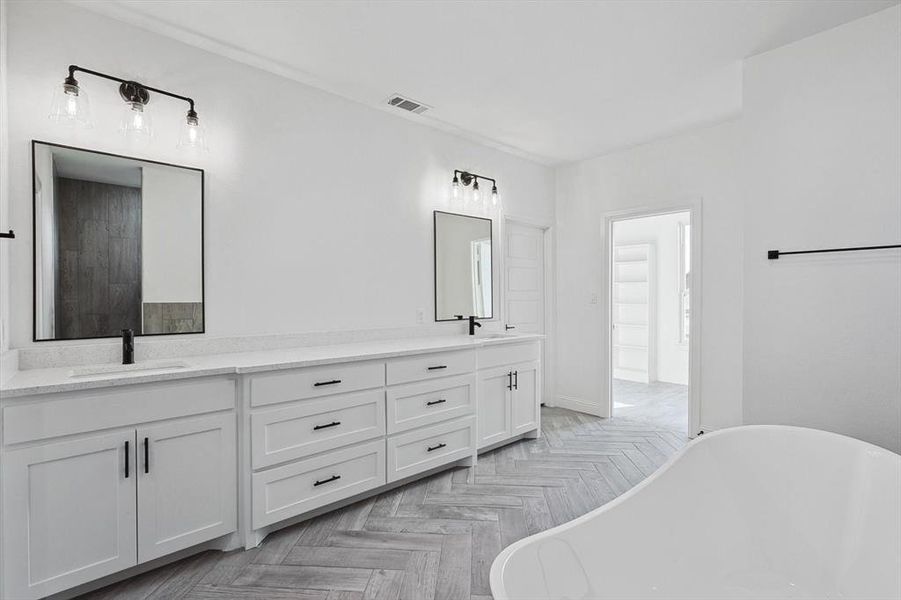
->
[77,407,686,600]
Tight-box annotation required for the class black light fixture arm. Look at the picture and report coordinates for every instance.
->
[454,169,496,187]
[67,65,196,112]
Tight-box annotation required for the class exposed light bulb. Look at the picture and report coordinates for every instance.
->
[49,79,93,127]
[491,184,499,206]
[451,174,460,201]
[120,100,153,143]
[472,178,481,204]
[177,109,208,151]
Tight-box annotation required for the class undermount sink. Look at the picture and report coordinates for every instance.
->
[69,360,191,378]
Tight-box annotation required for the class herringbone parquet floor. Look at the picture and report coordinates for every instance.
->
[78,407,687,600]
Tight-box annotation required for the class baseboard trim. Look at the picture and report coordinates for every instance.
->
[556,395,606,418]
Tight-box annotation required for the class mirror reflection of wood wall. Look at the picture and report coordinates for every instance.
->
[32,141,204,342]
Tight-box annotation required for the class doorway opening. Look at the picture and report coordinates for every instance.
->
[610,210,691,434]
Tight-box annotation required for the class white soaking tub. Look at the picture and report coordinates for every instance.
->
[490,425,901,600]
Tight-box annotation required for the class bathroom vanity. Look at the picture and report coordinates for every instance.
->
[0,334,542,599]
[0,141,544,598]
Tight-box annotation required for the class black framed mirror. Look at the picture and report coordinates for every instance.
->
[32,141,204,341]
[433,210,493,322]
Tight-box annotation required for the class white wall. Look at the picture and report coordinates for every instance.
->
[556,121,744,431]
[613,212,690,385]
[742,6,901,453]
[141,165,203,303]
[556,5,900,448]
[2,1,555,349]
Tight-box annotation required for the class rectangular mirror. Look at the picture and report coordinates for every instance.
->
[434,210,493,321]
[33,141,204,341]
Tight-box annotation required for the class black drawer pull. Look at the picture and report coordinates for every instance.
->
[427,365,448,371]
[313,474,341,487]
[314,379,342,387]
[313,421,341,431]
[507,371,513,390]
[144,437,149,474]
[427,442,447,452]
[514,370,519,390]
[124,440,130,478]
[426,398,447,407]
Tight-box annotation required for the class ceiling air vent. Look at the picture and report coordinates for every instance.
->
[387,94,430,114]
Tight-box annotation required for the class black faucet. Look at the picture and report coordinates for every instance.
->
[468,316,482,336]
[122,329,135,365]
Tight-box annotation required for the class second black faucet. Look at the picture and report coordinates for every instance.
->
[468,316,482,336]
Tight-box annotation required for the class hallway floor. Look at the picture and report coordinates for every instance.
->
[76,407,686,600]
[613,379,688,433]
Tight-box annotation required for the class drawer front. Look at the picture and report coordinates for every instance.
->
[250,361,385,407]
[477,341,540,370]
[2,377,236,446]
[251,390,386,469]
[386,350,476,385]
[387,416,475,482]
[252,440,386,529]
[386,375,475,434]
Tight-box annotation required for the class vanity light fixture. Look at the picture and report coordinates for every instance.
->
[451,170,499,206]
[49,65,207,151]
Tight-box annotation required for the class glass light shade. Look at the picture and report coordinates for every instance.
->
[49,83,93,127]
[472,182,481,204]
[491,185,499,207]
[120,101,153,143]
[177,118,207,151]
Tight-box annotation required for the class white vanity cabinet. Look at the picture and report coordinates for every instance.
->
[476,342,542,449]
[137,413,237,562]
[0,377,238,600]
[0,335,543,598]
[2,429,138,600]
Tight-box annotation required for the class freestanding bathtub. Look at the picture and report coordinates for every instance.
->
[490,425,901,600]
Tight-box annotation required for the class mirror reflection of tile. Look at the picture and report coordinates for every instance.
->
[142,302,203,334]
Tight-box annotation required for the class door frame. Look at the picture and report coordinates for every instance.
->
[603,200,702,438]
[501,214,556,407]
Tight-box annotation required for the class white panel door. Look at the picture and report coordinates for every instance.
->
[505,221,546,404]
[477,366,512,448]
[137,413,236,562]
[505,222,544,335]
[1,430,137,600]
[511,361,541,436]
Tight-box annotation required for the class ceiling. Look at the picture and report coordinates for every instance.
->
[72,0,898,165]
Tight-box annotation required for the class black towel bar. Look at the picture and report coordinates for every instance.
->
[0,230,14,239]
[768,244,900,260]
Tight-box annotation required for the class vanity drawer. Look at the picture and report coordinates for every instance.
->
[386,350,476,385]
[250,361,385,407]
[387,416,475,482]
[477,341,540,370]
[386,374,475,434]
[252,439,385,529]
[251,390,385,469]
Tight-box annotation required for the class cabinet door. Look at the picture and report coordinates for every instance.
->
[511,361,541,436]
[137,413,236,562]
[477,366,512,448]
[1,430,137,600]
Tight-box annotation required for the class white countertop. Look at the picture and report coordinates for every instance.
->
[0,334,543,399]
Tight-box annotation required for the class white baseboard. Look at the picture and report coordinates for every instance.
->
[555,395,607,418]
